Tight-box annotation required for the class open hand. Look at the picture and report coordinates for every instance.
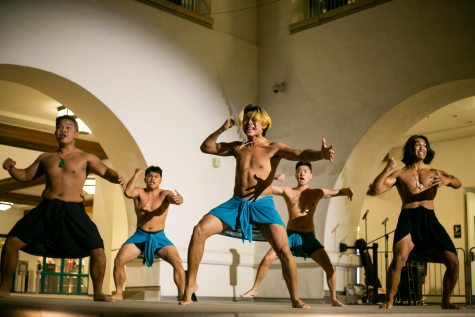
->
[3,158,16,171]
[135,168,144,176]
[221,118,235,132]
[274,174,285,182]
[341,188,354,201]
[321,138,334,163]
[431,170,448,188]
[385,157,397,172]
[117,172,126,190]
[173,190,183,205]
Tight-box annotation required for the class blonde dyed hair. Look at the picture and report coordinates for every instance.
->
[238,104,272,136]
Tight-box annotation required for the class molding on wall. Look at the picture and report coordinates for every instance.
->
[289,0,392,34]
[136,0,214,28]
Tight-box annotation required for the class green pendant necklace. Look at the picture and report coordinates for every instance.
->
[57,148,75,168]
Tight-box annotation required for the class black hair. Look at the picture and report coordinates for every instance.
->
[243,104,270,137]
[296,161,312,172]
[145,166,162,177]
[401,135,435,166]
[56,115,78,132]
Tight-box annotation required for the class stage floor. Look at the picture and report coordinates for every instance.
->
[0,295,474,317]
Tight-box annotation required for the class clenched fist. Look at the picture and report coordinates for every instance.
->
[221,118,235,132]
[3,158,16,171]
[385,157,397,172]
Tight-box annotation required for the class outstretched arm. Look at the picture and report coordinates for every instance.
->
[200,118,236,156]
[431,170,461,189]
[276,138,334,163]
[321,187,354,201]
[124,168,144,199]
[3,155,45,183]
[166,190,183,205]
[371,157,398,195]
[87,154,126,190]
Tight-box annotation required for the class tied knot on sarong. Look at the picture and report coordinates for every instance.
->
[411,207,434,244]
[287,232,307,259]
[143,233,160,268]
[44,200,68,231]
[238,199,253,243]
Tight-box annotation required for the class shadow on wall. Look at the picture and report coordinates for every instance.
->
[229,248,240,301]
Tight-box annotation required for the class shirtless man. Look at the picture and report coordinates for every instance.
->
[112,166,185,300]
[240,162,352,307]
[180,104,334,308]
[371,135,463,309]
[0,115,126,301]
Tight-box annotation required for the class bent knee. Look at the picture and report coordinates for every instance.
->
[446,258,459,272]
[192,224,209,240]
[263,254,276,265]
[114,256,126,268]
[171,257,183,269]
[275,245,292,260]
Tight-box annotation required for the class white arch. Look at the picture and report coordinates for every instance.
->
[325,79,475,250]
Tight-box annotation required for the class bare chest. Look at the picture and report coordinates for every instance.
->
[287,191,317,214]
[42,153,88,180]
[235,147,279,171]
[398,169,436,190]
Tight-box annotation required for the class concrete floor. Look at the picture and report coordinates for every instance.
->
[0,295,474,317]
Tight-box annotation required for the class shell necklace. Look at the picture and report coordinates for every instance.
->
[301,190,310,213]
[57,148,75,168]
[141,190,159,211]
[410,168,424,189]
[239,139,264,150]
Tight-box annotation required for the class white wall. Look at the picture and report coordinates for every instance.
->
[1,0,475,300]
[256,0,475,298]
[0,0,258,297]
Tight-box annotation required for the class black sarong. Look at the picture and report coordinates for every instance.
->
[393,206,456,258]
[8,199,104,258]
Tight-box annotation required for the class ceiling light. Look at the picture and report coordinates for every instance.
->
[57,106,91,134]
[0,202,13,211]
[83,178,95,195]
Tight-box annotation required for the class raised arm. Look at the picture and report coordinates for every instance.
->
[124,168,144,199]
[321,187,354,201]
[276,138,334,163]
[166,190,183,205]
[3,155,45,183]
[371,157,399,195]
[200,118,236,156]
[432,170,461,189]
[87,154,126,190]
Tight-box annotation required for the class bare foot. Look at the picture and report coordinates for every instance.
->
[0,290,10,299]
[240,289,258,298]
[291,299,310,308]
[331,298,346,307]
[441,303,465,309]
[179,284,198,306]
[111,293,123,301]
[379,301,392,309]
[94,293,116,302]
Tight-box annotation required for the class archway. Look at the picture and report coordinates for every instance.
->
[0,63,147,294]
[325,79,475,252]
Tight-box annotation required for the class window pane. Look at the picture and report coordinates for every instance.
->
[45,258,62,273]
[44,275,60,293]
[80,276,89,294]
[64,259,80,274]
[81,257,89,275]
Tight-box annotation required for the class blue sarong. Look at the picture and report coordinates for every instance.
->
[123,229,174,267]
[207,195,285,243]
[287,229,324,260]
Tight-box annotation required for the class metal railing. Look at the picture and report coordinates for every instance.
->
[376,248,467,304]
[166,0,211,16]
